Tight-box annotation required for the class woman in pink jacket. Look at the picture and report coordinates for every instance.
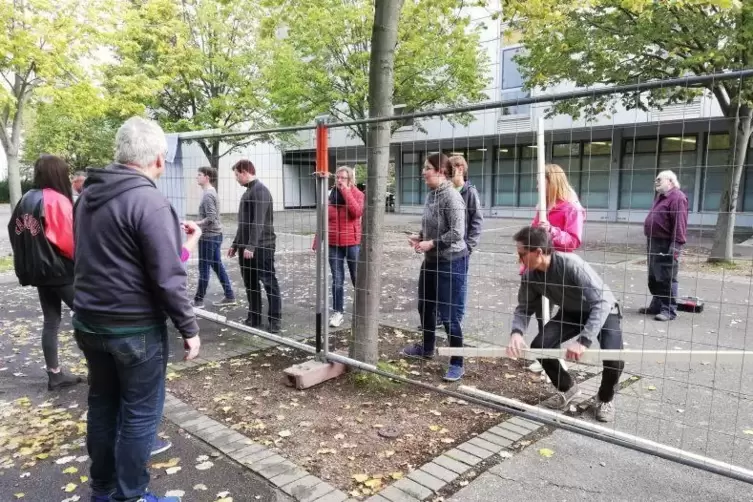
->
[526,163,585,371]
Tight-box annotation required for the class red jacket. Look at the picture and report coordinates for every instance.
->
[329,187,364,247]
[313,187,365,249]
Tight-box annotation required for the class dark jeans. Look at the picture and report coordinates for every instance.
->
[647,238,680,318]
[531,309,624,402]
[38,285,74,369]
[195,234,234,301]
[329,245,359,313]
[74,324,168,501]
[240,248,281,325]
[418,256,467,367]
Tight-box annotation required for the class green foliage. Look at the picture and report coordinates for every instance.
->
[350,361,405,392]
[500,0,753,118]
[106,0,270,168]
[0,178,34,203]
[261,0,490,143]
[23,83,117,170]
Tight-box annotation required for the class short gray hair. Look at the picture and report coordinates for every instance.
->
[657,170,680,189]
[114,117,168,168]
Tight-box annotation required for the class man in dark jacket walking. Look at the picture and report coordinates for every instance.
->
[641,170,688,321]
[229,159,281,333]
[73,117,200,502]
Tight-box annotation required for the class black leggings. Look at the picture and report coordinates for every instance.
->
[37,285,74,369]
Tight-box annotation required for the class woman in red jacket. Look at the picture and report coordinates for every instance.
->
[327,166,364,327]
[8,155,83,390]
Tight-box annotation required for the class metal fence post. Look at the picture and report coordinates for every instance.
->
[315,117,330,357]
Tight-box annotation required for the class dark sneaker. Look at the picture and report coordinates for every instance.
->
[401,344,434,359]
[150,437,172,456]
[545,383,581,410]
[213,297,237,307]
[268,321,282,334]
[594,400,615,422]
[140,494,181,502]
[192,299,205,308]
[244,317,262,329]
[654,313,673,322]
[48,370,83,391]
[443,364,465,382]
[638,307,659,315]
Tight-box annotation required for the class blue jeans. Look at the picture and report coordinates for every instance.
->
[418,256,467,367]
[195,234,234,301]
[329,245,359,313]
[74,325,168,502]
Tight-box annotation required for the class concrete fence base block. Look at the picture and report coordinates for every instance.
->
[283,360,347,390]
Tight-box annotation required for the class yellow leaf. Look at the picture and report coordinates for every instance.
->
[77,422,87,434]
[64,483,77,493]
[80,476,89,483]
[364,478,382,489]
[216,498,233,502]
[647,385,657,391]
[35,453,49,460]
[14,494,24,499]
[539,448,554,458]
[221,406,232,413]
[391,472,404,480]
[743,430,753,435]
[151,457,180,469]
[352,473,369,483]
[63,466,78,474]
[429,425,440,432]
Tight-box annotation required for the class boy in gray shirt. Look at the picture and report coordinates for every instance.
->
[506,226,624,422]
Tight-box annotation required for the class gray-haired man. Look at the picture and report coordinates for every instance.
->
[73,117,199,502]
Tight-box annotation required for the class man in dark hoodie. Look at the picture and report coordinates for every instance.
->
[448,155,483,321]
[73,116,200,502]
[228,159,281,333]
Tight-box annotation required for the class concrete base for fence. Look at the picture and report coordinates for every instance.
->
[283,359,348,389]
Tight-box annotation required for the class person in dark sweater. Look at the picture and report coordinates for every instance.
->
[229,159,281,333]
[73,117,199,502]
[641,170,688,321]
[192,166,236,307]
[8,155,83,391]
[507,226,624,423]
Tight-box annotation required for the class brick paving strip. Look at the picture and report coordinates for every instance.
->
[164,348,635,502]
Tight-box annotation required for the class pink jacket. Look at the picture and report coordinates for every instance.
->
[532,199,585,252]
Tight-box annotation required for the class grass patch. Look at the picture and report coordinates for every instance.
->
[0,255,13,273]
[350,361,406,391]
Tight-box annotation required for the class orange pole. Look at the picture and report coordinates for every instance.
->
[315,122,329,175]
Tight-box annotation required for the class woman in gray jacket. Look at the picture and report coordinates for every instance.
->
[193,166,236,307]
[404,153,468,381]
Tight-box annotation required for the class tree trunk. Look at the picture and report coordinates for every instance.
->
[6,149,22,210]
[350,0,404,364]
[709,107,753,263]
[197,139,221,170]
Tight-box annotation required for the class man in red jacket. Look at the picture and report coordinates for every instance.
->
[641,170,688,321]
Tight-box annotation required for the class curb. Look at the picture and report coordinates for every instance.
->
[163,360,633,502]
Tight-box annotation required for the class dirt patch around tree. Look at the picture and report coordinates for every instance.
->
[168,325,592,498]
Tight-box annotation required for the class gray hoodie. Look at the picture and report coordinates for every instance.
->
[419,180,468,262]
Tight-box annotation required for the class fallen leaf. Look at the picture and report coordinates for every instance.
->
[539,448,554,458]
[80,476,88,483]
[334,433,345,440]
[504,373,516,379]
[440,438,455,444]
[193,484,208,491]
[196,461,214,470]
[390,472,403,480]
[743,430,753,435]
[14,494,24,499]
[217,492,231,498]
[63,466,78,474]
[64,483,77,493]
[19,472,30,478]
[499,451,513,459]
[152,458,180,469]
[372,424,383,429]
[165,466,181,475]
[429,410,442,416]
[278,430,292,438]
[364,478,382,489]
[647,385,657,391]
[216,498,233,502]
[429,425,441,432]
[196,455,209,462]
[165,490,185,497]
[317,448,337,455]
[56,456,76,465]
[352,473,369,483]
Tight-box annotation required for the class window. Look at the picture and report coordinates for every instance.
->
[493,147,517,206]
[659,136,697,209]
[400,152,423,205]
[702,134,730,211]
[500,47,530,116]
[518,146,538,207]
[619,139,658,210]
[581,141,612,209]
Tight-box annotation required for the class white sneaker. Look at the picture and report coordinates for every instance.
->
[528,359,568,373]
[329,312,344,327]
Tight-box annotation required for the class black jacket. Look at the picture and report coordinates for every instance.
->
[73,164,198,337]
[232,179,276,254]
[8,189,74,287]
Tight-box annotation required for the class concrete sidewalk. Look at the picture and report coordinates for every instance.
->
[448,428,752,502]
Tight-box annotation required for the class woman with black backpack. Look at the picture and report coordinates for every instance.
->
[8,155,83,390]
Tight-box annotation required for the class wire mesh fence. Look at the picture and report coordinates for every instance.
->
[160,69,753,483]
